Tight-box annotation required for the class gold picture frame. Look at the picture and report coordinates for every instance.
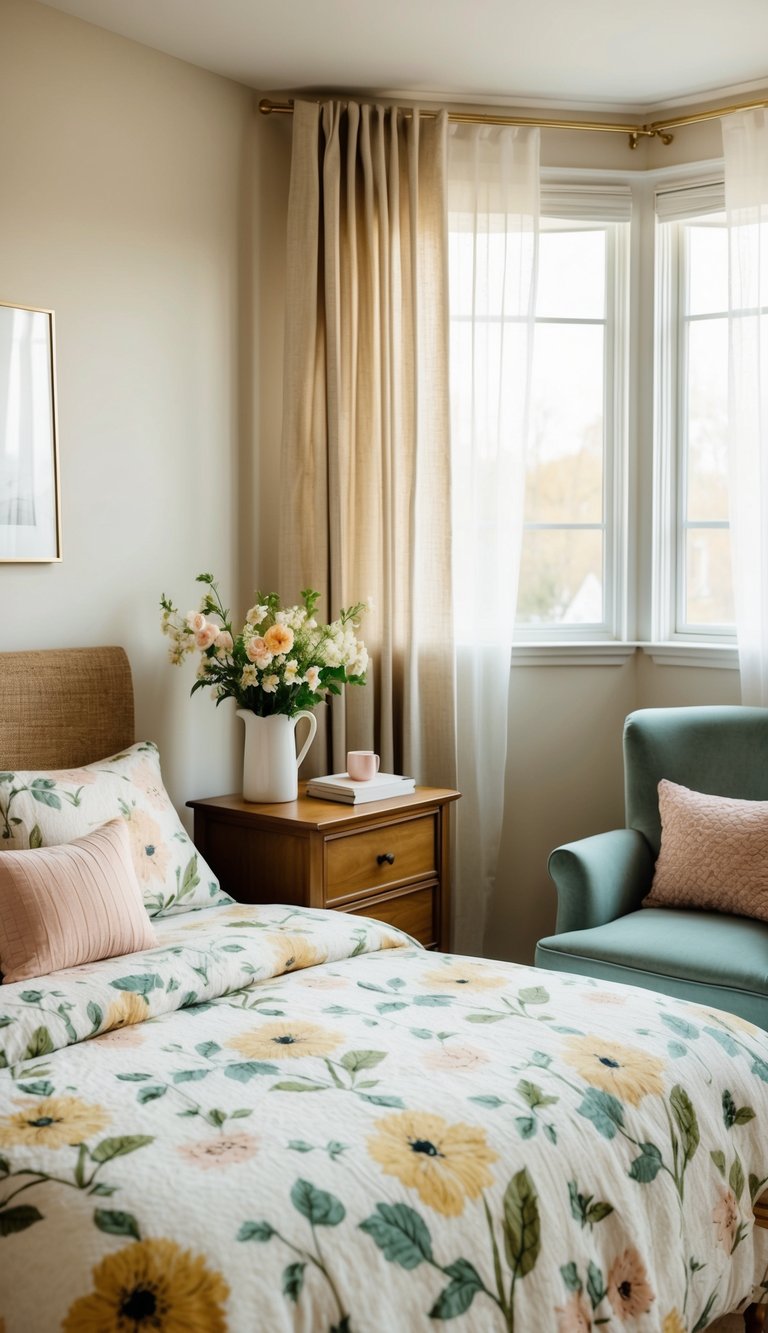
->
[0,300,61,562]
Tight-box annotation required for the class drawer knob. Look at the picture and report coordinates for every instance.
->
[377,852,396,866]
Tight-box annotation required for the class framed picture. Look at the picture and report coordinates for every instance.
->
[0,300,61,562]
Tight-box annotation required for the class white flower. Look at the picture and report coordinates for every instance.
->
[284,659,299,684]
[246,637,272,667]
[215,629,233,653]
[195,624,219,651]
[307,618,317,630]
[241,664,258,688]
[186,610,207,633]
[246,604,268,626]
[304,665,321,691]
[262,674,280,693]
[275,610,288,625]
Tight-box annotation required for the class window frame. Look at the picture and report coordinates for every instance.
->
[513,197,631,643]
[653,182,735,645]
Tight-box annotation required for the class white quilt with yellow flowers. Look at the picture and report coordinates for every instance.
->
[0,901,767,1333]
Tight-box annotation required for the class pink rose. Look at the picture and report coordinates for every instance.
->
[246,636,268,663]
[195,623,218,650]
[215,630,234,653]
[186,611,206,632]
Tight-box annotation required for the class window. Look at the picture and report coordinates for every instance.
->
[656,184,734,638]
[518,207,629,637]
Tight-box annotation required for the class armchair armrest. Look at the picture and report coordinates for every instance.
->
[548,829,655,933]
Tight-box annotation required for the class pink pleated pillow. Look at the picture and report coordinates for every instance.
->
[0,819,158,984]
[644,779,768,923]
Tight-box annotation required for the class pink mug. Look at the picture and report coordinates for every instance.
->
[347,750,380,781]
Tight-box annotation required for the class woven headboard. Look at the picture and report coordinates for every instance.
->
[0,647,134,770]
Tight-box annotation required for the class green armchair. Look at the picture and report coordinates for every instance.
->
[535,706,768,1029]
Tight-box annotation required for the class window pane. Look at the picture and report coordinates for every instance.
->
[686,218,727,316]
[685,316,729,521]
[536,227,606,320]
[449,224,536,320]
[517,528,603,626]
[684,528,735,626]
[526,323,604,523]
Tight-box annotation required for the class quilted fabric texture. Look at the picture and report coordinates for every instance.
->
[0,819,157,983]
[644,779,768,923]
[0,742,232,919]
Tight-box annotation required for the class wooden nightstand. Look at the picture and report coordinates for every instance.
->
[188,785,460,950]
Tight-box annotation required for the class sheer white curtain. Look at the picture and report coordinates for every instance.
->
[722,108,768,705]
[447,124,540,953]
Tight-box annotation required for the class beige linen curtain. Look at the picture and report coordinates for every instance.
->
[279,100,456,791]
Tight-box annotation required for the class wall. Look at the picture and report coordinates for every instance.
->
[0,0,259,818]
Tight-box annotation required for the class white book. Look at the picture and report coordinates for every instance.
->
[307,772,416,804]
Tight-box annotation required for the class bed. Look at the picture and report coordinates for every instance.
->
[0,647,767,1332]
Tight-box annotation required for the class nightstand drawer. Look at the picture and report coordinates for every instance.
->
[345,885,436,945]
[325,813,436,903]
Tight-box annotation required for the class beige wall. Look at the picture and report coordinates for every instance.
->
[0,0,261,819]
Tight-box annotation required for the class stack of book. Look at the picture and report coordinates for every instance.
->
[307,771,416,805]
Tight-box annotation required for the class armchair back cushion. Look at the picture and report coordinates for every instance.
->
[624,705,768,857]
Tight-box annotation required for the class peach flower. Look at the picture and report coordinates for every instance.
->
[264,623,294,654]
[423,1043,490,1074]
[129,759,169,810]
[195,623,219,651]
[606,1248,655,1321]
[712,1187,740,1253]
[177,1132,259,1170]
[125,809,169,884]
[556,1290,593,1332]
[215,629,233,653]
[186,611,206,632]
[245,636,272,666]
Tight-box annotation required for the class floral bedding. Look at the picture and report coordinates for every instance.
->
[0,902,766,1333]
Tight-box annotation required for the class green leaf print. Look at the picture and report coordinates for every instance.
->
[752,1056,768,1083]
[567,1182,614,1229]
[577,1088,625,1139]
[225,1061,279,1082]
[110,974,163,996]
[628,1143,664,1184]
[282,1262,306,1301]
[23,1027,54,1059]
[670,1086,700,1163]
[339,1050,386,1074]
[516,1080,558,1110]
[137,1087,166,1104]
[94,1209,141,1240]
[90,1136,154,1164]
[586,1261,606,1309]
[28,824,43,849]
[360,1202,434,1269]
[291,1179,345,1227]
[17,1081,54,1097]
[729,1156,745,1200]
[502,1169,540,1279]
[0,1205,43,1236]
[518,987,550,1006]
[560,1262,582,1292]
[661,1014,699,1040]
[430,1258,484,1320]
[29,781,61,810]
[710,1150,726,1176]
[238,1220,274,1241]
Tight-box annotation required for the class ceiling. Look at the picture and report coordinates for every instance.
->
[39,0,768,111]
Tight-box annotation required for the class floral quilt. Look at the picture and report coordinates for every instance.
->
[0,902,766,1332]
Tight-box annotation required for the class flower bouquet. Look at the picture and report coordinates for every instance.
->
[160,575,369,716]
[160,576,369,802]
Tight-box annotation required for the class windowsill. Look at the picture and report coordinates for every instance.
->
[510,641,739,668]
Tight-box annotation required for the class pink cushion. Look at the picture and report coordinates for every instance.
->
[0,819,158,984]
[644,779,768,923]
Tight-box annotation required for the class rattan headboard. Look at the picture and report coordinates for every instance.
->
[0,647,134,770]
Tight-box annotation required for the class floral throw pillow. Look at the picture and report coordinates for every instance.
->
[0,742,232,919]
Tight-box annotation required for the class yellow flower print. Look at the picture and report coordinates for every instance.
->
[226,1019,343,1060]
[0,1095,109,1149]
[562,1035,665,1105]
[63,1238,229,1333]
[103,993,148,1032]
[367,1110,498,1216]
[606,1248,655,1321]
[556,1289,593,1332]
[271,933,323,973]
[420,961,508,991]
[662,1311,687,1333]
[125,808,170,885]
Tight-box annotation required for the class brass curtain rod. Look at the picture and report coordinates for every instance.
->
[259,94,768,150]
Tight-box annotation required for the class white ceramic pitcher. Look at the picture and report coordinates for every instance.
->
[237,709,318,803]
